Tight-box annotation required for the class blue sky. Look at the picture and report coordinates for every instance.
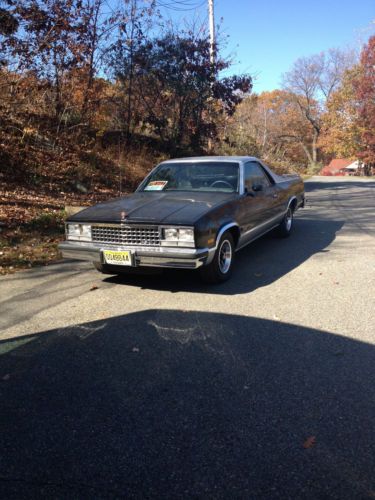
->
[160,0,374,93]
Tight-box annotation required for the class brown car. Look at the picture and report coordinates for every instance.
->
[59,156,305,283]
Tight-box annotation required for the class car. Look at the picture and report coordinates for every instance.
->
[59,156,305,283]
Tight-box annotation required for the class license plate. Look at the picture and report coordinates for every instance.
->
[103,250,133,266]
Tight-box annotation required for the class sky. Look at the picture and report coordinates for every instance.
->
[159,0,375,93]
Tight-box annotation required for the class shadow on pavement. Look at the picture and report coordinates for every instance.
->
[0,310,374,498]
[305,179,375,192]
[103,218,344,295]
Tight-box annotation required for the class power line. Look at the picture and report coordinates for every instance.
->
[154,0,206,12]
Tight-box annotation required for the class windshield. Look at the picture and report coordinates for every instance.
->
[140,162,239,193]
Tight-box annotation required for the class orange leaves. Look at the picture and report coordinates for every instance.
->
[303,436,316,449]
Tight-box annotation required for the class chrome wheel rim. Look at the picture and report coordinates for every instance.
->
[218,239,232,274]
[286,209,293,231]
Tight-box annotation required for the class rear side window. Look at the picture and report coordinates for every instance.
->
[244,162,271,191]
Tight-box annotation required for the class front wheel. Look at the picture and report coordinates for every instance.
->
[200,231,235,284]
[277,206,293,237]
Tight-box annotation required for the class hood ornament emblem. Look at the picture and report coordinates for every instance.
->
[120,211,127,221]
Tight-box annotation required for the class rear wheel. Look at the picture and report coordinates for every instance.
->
[200,231,235,284]
[277,206,293,237]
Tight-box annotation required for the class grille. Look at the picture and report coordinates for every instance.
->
[92,225,160,246]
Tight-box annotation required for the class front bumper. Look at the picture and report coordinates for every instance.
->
[58,241,211,269]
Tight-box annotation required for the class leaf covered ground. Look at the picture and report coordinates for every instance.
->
[0,180,120,275]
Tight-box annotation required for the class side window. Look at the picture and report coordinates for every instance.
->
[244,162,271,191]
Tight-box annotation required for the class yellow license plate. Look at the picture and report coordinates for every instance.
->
[103,250,132,266]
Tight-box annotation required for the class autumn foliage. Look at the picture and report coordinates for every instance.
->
[0,0,252,193]
[354,36,375,165]
[223,41,374,174]
[318,37,375,170]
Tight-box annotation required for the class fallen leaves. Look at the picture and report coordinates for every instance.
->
[303,436,316,449]
[0,234,62,275]
[0,180,121,274]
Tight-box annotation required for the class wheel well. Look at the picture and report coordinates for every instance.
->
[289,198,297,212]
[228,226,240,248]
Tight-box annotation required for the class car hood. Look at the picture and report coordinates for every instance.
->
[68,191,237,225]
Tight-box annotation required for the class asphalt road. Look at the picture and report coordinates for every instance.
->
[0,177,374,499]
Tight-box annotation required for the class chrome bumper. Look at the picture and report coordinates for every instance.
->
[58,242,210,269]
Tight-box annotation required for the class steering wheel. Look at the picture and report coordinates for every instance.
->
[210,180,233,189]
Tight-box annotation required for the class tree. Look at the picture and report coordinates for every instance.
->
[223,90,314,172]
[319,66,362,159]
[354,36,375,168]
[110,30,251,151]
[108,0,155,140]
[0,0,18,37]
[78,0,106,122]
[282,49,354,167]
[9,0,90,119]
[0,0,19,67]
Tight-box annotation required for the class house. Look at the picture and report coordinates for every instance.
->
[320,159,353,176]
[341,160,362,175]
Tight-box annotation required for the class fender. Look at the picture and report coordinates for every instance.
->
[206,222,239,264]
[286,196,297,211]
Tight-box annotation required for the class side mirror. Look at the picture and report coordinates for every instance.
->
[252,183,263,192]
[244,187,254,197]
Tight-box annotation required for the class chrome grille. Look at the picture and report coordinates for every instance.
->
[92,225,160,246]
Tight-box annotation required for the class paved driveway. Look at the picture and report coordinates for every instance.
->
[0,177,374,498]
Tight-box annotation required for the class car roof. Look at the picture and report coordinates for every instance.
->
[160,156,259,164]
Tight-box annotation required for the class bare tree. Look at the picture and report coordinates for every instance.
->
[282,48,355,166]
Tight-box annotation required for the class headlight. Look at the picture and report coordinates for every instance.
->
[164,228,179,240]
[66,223,92,242]
[178,228,194,242]
[162,227,195,247]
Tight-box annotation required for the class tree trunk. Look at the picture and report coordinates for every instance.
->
[312,128,319,164]
[300,141,314,167]
[81,0,101,122]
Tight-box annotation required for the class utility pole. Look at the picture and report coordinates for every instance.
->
[208,0,215,66]
[207,0,215,152]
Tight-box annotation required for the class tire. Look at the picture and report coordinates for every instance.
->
[200,231,235,284]
[277,206,294,237]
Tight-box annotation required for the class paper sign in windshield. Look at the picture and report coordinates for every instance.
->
[145,180,168,191]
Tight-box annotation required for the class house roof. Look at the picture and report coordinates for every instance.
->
[320,159,353,175]
[344,160,360,170]
[329,159,353,170]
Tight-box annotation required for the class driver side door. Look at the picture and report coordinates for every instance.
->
[238,161,276,245]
